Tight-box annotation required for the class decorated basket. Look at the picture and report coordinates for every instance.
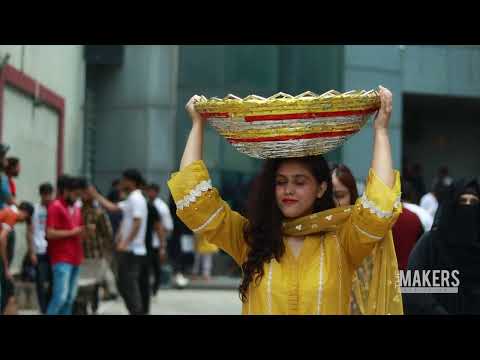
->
[194,90,380,159]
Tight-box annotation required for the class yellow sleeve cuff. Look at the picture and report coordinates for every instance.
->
[168,160,211,205]
[363,169,401,216]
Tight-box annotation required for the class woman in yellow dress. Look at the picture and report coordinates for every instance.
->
[168,86,403,315]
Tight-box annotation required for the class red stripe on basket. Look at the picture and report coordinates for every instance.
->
[244,108,378,122]
[227,130,359,143]
[200,112,230,118]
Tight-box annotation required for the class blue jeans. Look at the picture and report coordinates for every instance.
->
[47,263,80,315]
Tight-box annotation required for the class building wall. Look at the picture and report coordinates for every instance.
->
[0,45,86,271]
[402,45,480,96]
[176,45,279,184]
[403,94,480,186]
[341,45,480,188]
[91,45,179,199]
[341,45,403,183]
[0,45,86,175]
[401,45,480,186]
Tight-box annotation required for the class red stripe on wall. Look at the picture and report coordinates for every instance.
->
[0,64,65,176]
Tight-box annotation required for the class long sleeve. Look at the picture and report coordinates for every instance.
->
[168,160,249,265]
[338,168,402,269]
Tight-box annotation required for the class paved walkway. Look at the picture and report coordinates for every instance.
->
[98,289,241,315]
[19,288,242,315]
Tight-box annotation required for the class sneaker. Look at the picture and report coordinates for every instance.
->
[174,273,190,289]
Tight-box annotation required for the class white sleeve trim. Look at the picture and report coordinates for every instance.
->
[360,193,401,219]
[176,179,212,210]
[354,223,383,240]
[192,206,223,233]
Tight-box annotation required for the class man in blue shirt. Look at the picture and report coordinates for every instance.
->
[0,144,12,209]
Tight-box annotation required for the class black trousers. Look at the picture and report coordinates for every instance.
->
[0,231,16,313]
[6,230,15,265]
[0,258,13,313]
[168,235,194,274]
[139,254,151,315]
[116,252,148,315]
[35,254,52,314]
[146,248,162,295]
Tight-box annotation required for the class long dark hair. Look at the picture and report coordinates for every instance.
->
[239,155,335,302]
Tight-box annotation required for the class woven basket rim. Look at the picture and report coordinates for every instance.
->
[194,89,380,116]
[195,89,378,104]
[193,90,380,158]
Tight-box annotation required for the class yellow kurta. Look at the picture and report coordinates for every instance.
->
[168,160,401,315]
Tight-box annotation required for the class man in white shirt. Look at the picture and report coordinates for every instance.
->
[400,179,433,232]
[403,202,433,232]
[27,182,54,314]
[420,177,452,220]
[90,169,148,315]
[419,192,438,219]
[146,183,173,294]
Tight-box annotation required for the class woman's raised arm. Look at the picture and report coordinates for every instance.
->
[371,86,394,188]
[180,95,206,171]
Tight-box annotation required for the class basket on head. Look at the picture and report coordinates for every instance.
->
[194,90,380,159]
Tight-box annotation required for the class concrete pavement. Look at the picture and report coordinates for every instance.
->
[19,288,242,315]
[97,289,242,315]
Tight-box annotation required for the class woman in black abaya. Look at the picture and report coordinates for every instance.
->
[404,177,480,314]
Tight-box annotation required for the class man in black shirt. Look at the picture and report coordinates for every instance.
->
[140,200,167,314]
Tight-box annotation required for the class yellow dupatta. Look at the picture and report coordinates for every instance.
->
[283,205,403,315]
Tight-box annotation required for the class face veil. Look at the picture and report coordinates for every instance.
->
[435,178,480,286]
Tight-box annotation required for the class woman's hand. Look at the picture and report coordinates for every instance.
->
[116,239,129,252]
[4,268,13,281]
[185,95,204,126]
[159,247,168,264]
[72,226,85,237]
[30,252,38,266]
[87,185,99,199]
[373,85,393,131]
[87,224,97,234]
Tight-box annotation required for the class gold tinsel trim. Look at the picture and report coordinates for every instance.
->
[194,90,380,116]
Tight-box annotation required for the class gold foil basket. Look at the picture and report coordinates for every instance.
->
[194,90,380,159]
